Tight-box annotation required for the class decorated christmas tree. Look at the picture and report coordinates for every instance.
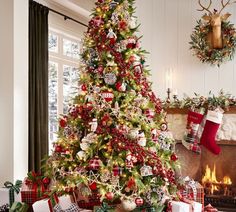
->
[45,0,179,210]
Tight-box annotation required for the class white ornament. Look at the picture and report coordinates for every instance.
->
[140,165,153,177]
[80,142,90,151]
[138,132,147,147]
[77,151,87,160]
[129,129,139,139]
[121,199,137,211]
[104,73,117,85]
[129,17,137,29]
[107,28,117,39]
[89,118,98,132]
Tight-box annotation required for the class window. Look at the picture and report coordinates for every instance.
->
[48,30,80,151]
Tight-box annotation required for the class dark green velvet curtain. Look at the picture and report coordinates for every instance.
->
[29,0,49,172]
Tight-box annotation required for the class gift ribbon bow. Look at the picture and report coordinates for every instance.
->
[4,180,22,207]
[9,202,28,212]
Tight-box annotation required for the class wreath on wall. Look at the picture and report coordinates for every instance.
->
[190,19,236,67]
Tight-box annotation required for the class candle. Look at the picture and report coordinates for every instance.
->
[173,89,178,96]
[165,68,173,90]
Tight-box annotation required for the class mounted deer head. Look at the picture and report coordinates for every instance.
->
[198,0,236,49]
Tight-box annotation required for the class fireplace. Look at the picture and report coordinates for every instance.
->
[175,143,236,211]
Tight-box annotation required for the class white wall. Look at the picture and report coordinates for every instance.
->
[0,0,28,185]
[136,0,236,99]
[0,0,14,185]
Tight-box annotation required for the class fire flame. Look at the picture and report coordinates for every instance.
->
[202,164,232,194]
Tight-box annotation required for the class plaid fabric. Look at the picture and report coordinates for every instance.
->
[189,142,201,154]
[180,181,204,206]
[0,204,9,212]
[54,203,80,212]
[21,179,49,205]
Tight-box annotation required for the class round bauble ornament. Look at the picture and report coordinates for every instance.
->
[170,153,178,162]
[59,119,67,128]
[89,182,97,191]
[121,199,137,211]
[129,129,139,139]
[135,197,144,206]
[55,145,63,153]
[42,177,50,185]
[101,91,114,102]
[109,1,118,9]
[105,192,114,200]
[104,73,117,85]
[97,65,104,74]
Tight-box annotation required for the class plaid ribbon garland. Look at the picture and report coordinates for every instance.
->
[4,180,22,207]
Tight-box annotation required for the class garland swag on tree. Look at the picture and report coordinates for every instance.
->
[190,19,236,67]
[44,0,178,210]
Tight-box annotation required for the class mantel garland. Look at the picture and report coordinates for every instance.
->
[190,20,236,67]
[162,91,236,111]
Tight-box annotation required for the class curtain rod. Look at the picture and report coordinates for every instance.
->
[48,7,88,28]
[32,0,88,28]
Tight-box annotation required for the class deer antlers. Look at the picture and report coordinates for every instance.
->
[198,0,236,15]
[198,0,212,15]
[219,0,236,14]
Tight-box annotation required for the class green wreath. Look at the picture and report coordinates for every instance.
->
[190,19,236,66]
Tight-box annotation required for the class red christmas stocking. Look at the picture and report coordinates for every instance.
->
[182,110,204,154]
[200,110,223,155]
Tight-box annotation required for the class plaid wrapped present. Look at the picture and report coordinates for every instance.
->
[54,203,80,212]
[21,171,51,205]
[179,177,204,206]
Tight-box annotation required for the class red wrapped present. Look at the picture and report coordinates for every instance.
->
[179,177,204,206]
[21,171,50,205]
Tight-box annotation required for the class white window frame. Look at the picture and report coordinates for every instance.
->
[49,28,81,115]
[48,28,81,151]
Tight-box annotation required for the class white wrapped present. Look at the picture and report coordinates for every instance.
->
[33,195,92,212]
[171,200,202,212]
[0,181,22,206]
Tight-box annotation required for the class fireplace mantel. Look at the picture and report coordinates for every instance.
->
[166,107,236,146]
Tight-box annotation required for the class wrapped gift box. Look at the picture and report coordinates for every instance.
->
[33,195,92,212]
[0,181,22,207]
[180,177,204,206]
[170,201,202,212]
[21,179,50,206]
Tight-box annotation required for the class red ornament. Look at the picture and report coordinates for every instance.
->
[170,153,178,162]
[89,182,97,191]
[97,65,104,74]
[81,84,87,91]
[105,192,114,200]
[55,145,63,153]
[59,119,67,128]
[42,177,50,185]
[135,197,144,206]
[101,91,114,102]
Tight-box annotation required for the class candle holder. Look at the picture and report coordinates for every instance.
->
[166,88,171,103]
